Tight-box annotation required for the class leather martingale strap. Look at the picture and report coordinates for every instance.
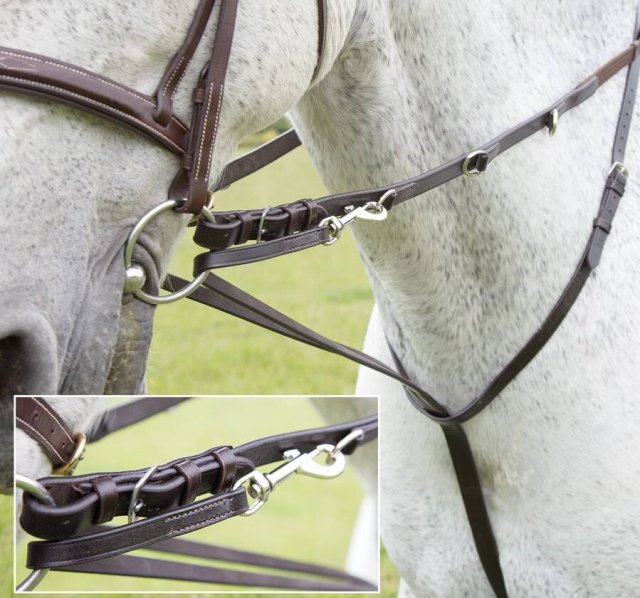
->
[21,413,378,591]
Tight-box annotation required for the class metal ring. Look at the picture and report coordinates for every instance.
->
[329,428,365,460]
[123,200,215,305]
[16,474,55,507]
[256,205,272,244]
[376,188,397,210]
[52,433,86,476]
[15,476,55,591]
[462,150,488,177]
[128,465,158,523]
[16,569,50,592]
[318,215,343,245]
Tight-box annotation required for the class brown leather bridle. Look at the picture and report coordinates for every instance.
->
[16,396,378,591]
[4,0,640,595]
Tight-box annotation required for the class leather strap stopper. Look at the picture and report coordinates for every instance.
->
[174,460,202,506]
[92,476,118,525]
[211,446,237,493]
[592,217,612,233]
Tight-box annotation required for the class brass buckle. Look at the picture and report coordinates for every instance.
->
[53,432,87,475]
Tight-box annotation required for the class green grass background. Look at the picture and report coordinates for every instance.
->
[6,136,401,596]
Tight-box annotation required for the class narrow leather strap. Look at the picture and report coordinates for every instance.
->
[15,397,77,469]
[88,397,194,442]
[0,47,188,154]
[192,36,640,257]
[55,553,376,592]
[170,0,239,213]
[214,129,302,190]
[26,489,248,569]
[153,0,216,126]
[311,0,328,84]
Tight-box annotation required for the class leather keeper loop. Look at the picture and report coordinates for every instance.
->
[211,446,237,493]
[236,211,254,245]
[91,476,118,525]
[283,205,301,235]
[593,217,612,233]
[174,460,202,506]
[192,87,205,104]
[301,200,319,229]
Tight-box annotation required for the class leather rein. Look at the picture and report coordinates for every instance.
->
[4,0,640,595]
[16,396,378,591]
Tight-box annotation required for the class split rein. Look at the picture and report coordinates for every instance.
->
[16,397,378,592]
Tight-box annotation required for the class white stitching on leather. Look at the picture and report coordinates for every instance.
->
[33,398,74,444]
[0,50,188,133]
[0,75,183,152]
[16,418,65,463]
[194,83,216,180]
[204,82,224,183]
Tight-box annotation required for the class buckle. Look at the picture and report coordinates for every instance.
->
[52,432,87,476]
[462,150,489,177]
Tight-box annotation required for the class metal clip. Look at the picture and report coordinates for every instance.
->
[233,444,346,516]
[319,201,388,245]
[609,161,629,177]
[128,464,158,523]
[52,432,87,476]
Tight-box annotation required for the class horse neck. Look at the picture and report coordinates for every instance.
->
[294,0,636,409]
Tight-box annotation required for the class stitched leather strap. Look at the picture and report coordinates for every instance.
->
[26,489,248,569]
[15,397,79,471]
[20,415,378,539]
[153,0,216,126]
[0,47,189,154]
[170,0,239,214]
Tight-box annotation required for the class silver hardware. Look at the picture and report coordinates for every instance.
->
[16,569,50,592]
[123,264,146,294]
[233,444,346,516]
[548,108,559,136]
[128,464,158,523]
[376,188,397,209]
[123,199,215,305]
[609,161,629,177]
[319,201,388,245]
[329,428,364,459]
[15,474,55,507]
[256,205,272,243]
[462,150,489,177]
[15,475,55,591]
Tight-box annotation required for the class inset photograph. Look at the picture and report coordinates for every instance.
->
[15,395,379,593]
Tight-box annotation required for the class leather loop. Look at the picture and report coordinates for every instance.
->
[211,447,237,493]
[92,477,118,525]
[174,460,202,506]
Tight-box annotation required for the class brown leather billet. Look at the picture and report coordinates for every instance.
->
[0,48,188,154]
[20,414,378,540]
[15,397,78,470]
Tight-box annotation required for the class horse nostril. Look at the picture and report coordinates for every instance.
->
[0,310,59,399]
[0,334,34,396]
